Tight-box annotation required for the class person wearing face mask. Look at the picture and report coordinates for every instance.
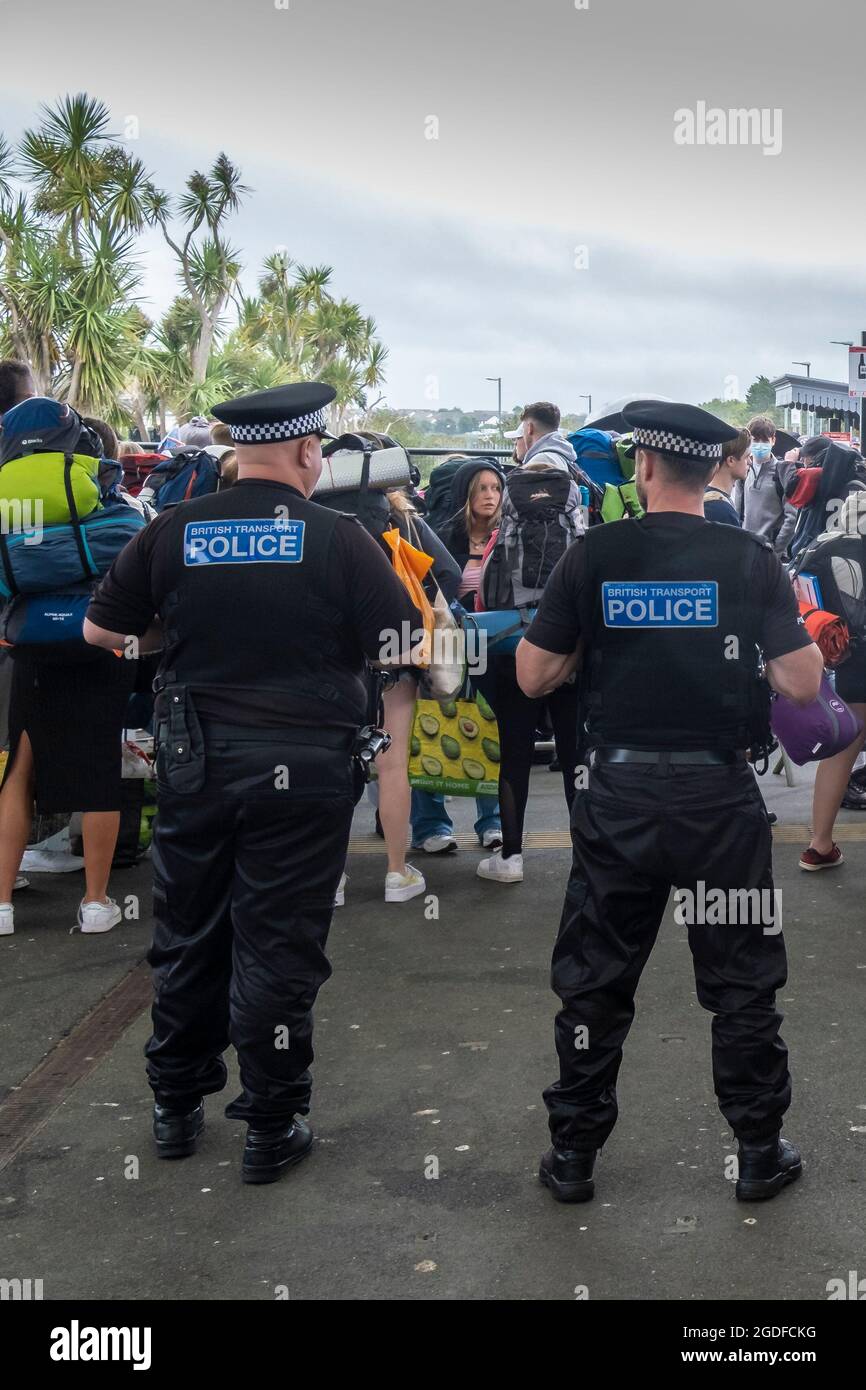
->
[735,417,798,555]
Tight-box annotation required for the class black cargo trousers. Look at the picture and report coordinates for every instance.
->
[145,720,363,1129]
[544,758,791,1151]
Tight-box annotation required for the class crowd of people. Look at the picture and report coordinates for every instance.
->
[0,358,864,939]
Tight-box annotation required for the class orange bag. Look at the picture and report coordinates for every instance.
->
[798,599,849,668]
[381,527,435,665]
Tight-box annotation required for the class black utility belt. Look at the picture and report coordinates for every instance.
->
[593,748,747,767]
[199,720,355,750]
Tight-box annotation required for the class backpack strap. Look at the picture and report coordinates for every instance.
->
[0,532,17,597]
[61,453,96,583]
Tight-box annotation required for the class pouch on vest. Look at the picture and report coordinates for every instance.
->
[154,683,206,793]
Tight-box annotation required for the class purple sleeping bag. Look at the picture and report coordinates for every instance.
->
[770,676,863,765]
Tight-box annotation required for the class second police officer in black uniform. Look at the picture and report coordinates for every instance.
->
[516,402,824,1205]
[84,383,421,1184]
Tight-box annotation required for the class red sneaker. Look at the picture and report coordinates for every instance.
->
[799,844,843,871]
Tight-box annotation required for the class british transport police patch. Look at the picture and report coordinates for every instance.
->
[183,518,306,566]
[602,581,718,628]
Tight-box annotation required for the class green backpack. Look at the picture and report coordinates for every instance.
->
[0,451,102,526]
[600,435,644,521]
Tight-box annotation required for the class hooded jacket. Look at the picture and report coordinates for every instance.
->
[437,456,506,571]
[787,443,866,559]
[733,453,798,553]
[521,429,577,475]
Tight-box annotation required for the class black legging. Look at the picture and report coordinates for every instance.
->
[476,656,579,858]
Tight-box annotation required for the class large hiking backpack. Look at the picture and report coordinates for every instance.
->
[789,504,866,650]
[566,428,622,488]
[480,468,585,610]
[0,450,101,526]
[147,448,222,512]
[121,451,163,497]
[314,437,393,540]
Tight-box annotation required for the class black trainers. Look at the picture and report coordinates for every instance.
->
[735,1136,802,1201]
[242,1117,314,1185]
[153,1101,205,1159]
[539,1147,596,1203]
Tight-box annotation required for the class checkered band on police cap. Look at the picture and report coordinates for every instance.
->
[227,407,328,443]
[632,426,724,461]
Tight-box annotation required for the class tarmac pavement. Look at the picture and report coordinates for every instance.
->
[1,761,865,1301]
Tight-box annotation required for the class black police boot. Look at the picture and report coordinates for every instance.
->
[735,1136,802,1202]
[539,1147,596,1203]
[153,1101,205,1159]
[242,1117,314,1185]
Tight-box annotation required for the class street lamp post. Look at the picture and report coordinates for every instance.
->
[486,376,502,436]
[792,361,811,377]
[579,394,592,419]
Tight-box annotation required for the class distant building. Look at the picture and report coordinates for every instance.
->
[772,373,860,439]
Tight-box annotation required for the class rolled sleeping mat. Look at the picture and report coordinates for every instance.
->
[314,445,412,495]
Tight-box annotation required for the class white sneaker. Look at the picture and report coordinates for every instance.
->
[0,903,13,936]
[21,849,85,874]
[476,851,524,883]
[384,864,426,903]
[481,830,503,850]
[413,834,458,855]
[13,874,29,891]
[76,898,122,934]
[334,872,347,907]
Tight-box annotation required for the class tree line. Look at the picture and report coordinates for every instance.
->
[0,93,387,435]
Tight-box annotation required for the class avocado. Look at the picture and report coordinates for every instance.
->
[481,737,500,763]
[463,758,486,781]
[410,735,421,757]
[421,754,443,776]
[474,692,495,721]
[458,716,479,740]
[439,699,458,720]
[440,734,461,761]
[419,713,440,737]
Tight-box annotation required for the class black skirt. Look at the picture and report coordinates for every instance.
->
[7,651,138,813]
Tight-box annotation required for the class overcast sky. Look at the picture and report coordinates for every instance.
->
[2,0,864,413]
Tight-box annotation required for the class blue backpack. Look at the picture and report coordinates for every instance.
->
[149,449,222,512]
[567,429,623,488]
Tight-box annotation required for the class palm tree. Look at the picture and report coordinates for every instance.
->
[157,153,250,384]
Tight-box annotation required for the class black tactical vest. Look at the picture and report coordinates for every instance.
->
[579,517,768,751]
[151,480,370,729]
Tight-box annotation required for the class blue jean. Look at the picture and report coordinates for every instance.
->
[411,789,501,844]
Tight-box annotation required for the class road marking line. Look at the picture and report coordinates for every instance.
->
[0,960,152,1175]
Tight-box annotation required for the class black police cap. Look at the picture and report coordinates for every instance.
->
[623,400,740,463]
[212,382,336,445]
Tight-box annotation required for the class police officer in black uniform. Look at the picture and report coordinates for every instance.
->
[84,383,420,1184]
[516,402,824,1204]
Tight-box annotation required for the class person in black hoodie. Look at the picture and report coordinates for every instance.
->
[436,457,506,607]
[411,457,506,854]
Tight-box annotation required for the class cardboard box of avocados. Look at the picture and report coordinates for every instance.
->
[408,693,500,796]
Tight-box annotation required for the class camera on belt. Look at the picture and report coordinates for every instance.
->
[353,724,392,772]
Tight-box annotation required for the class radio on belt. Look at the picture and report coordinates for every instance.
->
[183,518,305,566]
[602,580,718,628]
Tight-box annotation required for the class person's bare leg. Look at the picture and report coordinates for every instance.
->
[809,703,866,854]
[0,732,35,901]
[81,810,121,902]
[377,679,417,875]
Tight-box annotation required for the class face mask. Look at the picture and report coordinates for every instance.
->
[751,442,773,462]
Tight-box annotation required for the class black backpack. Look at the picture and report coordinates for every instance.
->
[481,468,585,610]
